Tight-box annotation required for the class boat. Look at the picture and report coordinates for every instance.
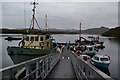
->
[91,54,110,68]
[88,36,99,43]
[7,1,59,64]
[73,23,92,56]
[5,36,22,41]
[94,42,105,49]
[80,54,90,61]
[85,45,96,58]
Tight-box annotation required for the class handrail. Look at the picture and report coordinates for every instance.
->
[70,51,114,80]
[0,53,60,80]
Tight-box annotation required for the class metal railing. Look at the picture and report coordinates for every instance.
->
[70,51,114,80]
[0,53,60,80]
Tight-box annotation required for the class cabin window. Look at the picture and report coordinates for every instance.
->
[30,37,34,41]
[94,57,99,61]
[26,36,29,41]
[35,36,39,41]
[40,37,43,41]
[100,58,108,61]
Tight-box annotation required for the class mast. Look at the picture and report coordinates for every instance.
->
[30,0,40,33]
[79,23,81,42]
[24,1,26,28]
[45,14,48,33]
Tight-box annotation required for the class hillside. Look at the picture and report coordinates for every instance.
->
[0,28,79,34]
[102,27,120,37]
[82,26,109,34]
[0,26,109,34]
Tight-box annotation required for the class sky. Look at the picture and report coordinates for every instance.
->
[1,0,119,30]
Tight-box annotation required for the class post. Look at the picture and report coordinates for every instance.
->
[26,66,29,80]
[36,62,39,78]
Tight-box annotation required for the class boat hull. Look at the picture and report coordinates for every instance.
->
[7,46,58,64]
[91,59,110,68]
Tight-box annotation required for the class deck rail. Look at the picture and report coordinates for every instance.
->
[0,53,60,80]
[71,51,114,80]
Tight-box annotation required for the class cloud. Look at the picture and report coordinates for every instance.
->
[2,2,118,29]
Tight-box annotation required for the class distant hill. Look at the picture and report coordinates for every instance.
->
[102,27,120,37]
[0,26,109,34]
[82,26,109,34]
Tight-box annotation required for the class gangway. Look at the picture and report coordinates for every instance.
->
[45,47,76,79]
[0,47,113,80]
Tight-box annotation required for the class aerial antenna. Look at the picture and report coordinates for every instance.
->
[29,0,41,33]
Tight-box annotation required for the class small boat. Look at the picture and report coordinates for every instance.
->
[88,36,99,43]
[80,54,90,61]
[91,54,110,68]
[85,45,96,58]
[5,37,22,41]
[94,42,105,49]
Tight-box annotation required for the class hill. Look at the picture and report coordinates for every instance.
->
[102,27,120,37]
[82,26,109,34]
[0,26,109,34]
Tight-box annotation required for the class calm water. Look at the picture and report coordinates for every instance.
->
[0,34,119,79]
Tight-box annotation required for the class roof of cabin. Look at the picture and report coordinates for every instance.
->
[94,54,109,58]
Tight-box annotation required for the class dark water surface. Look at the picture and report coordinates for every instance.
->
[0,34,119,79]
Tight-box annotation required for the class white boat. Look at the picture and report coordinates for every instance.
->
[91,54,110,68]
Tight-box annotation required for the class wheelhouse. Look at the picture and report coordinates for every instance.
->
[22,34,53,49]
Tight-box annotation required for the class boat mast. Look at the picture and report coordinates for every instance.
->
[45,14,48,33]
[30,0,40,33]
[79,22,81,42]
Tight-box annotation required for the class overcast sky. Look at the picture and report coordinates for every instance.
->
[1,0,119,30]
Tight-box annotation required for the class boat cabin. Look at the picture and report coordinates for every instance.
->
[22,34,53,49]
[93,55,110,62]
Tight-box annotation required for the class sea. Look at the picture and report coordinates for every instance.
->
[0,34,119,80]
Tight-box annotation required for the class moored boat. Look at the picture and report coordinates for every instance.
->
[7,1,59,64]
[91,54,110,68]
[85,45,96,58]
[94,42,105,49]
[5,36,22,41]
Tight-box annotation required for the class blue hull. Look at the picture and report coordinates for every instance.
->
[91,60,110,68]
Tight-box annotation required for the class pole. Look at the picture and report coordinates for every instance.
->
[79,23,81,42]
